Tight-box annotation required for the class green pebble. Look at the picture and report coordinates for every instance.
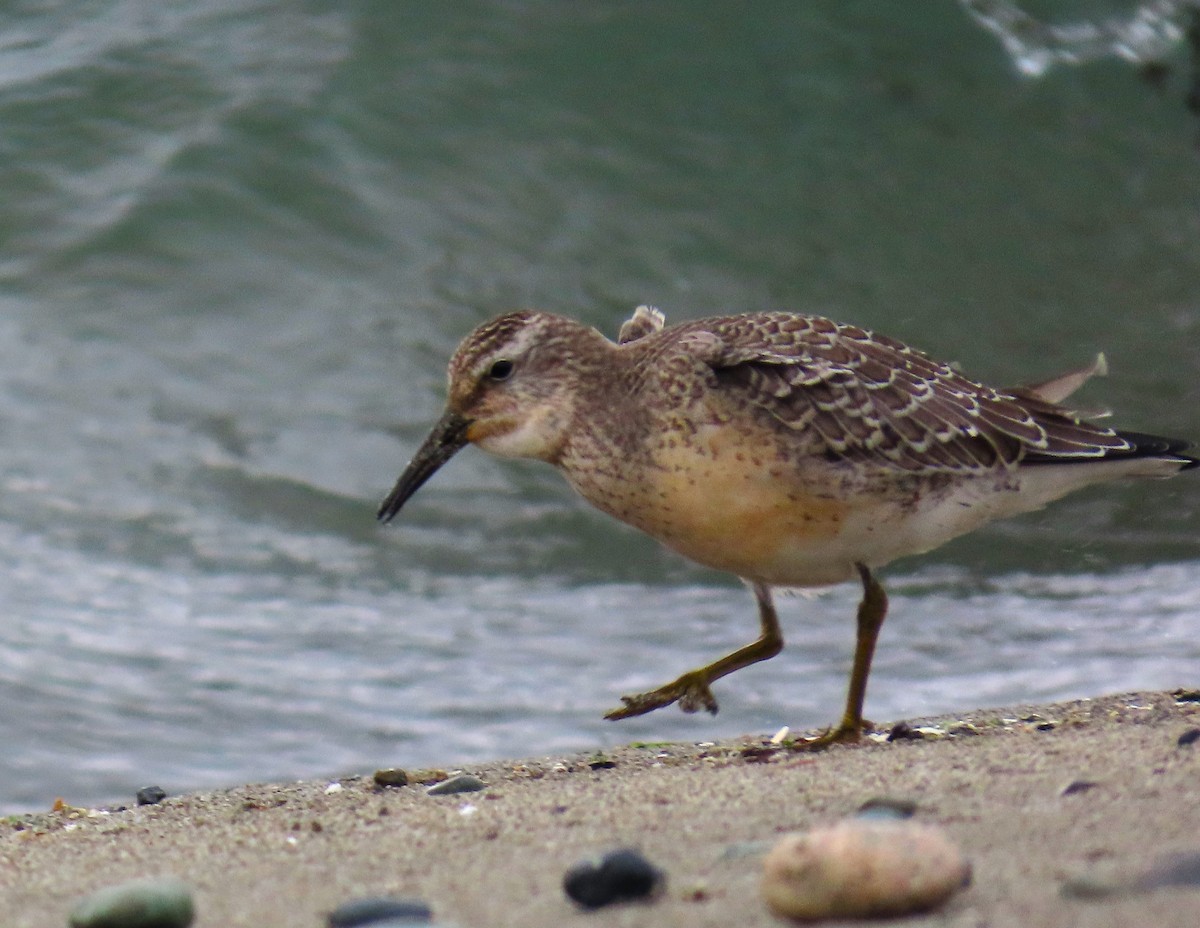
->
[69,877,194,928]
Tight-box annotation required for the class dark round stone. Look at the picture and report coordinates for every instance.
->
[886,721,922,741]
[135,786,168,806]
[1177,728,1200,747]
[564,848,663,909]
[327,897,432,927]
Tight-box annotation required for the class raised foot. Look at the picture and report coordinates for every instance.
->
[604,670,719,720]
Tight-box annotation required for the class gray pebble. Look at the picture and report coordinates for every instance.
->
[426,774,485,796]
[1062,852,1200,899]
[69,877,194,928]
[1061,779,1100,796]
[1138,850,1200,890]
[1060,873,1123,899]
[341,922,441,928]
[856,797,917,820]
[1177,728,1200,747]
[328,896,432,926]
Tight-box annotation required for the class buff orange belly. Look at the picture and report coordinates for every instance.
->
[614,447,856,585]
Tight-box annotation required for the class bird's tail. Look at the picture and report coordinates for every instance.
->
[1111,431,1198,471]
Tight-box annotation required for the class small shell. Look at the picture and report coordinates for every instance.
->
[762,820,970,920]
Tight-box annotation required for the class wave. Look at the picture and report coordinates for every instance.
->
[960,0,1198,76]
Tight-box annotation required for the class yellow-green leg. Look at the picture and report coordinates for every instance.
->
[797,562,888,749]
[604,582,783,720]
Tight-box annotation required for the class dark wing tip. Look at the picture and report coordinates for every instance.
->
[1115,430,1198,468]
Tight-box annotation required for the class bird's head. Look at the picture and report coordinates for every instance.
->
[377,310,606,522]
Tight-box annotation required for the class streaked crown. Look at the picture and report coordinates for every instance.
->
[444,310,610,462]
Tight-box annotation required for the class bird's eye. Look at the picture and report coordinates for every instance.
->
[487,358,515,381]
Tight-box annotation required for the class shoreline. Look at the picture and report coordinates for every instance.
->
[5,690,1200,927]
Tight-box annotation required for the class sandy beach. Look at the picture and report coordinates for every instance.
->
[5,689,1200,927]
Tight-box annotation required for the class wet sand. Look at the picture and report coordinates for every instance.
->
[4,690,1200,927]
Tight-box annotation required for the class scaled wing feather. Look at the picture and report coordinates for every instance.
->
[691,313,1132,473]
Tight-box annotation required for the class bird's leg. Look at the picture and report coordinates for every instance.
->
[796,562,888,749]
[604,582,783,720]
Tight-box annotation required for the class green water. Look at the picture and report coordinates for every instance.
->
[0,0,1196,813]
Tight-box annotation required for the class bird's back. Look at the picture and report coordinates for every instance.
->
[562,309,1195,585]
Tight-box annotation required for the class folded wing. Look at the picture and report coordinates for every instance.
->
[689,313,1140,474]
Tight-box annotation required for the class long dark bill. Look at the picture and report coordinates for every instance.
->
[377,410,472,523]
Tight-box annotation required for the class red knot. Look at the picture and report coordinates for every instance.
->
[378,306,1197,746]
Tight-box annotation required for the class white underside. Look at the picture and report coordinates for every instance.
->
[751,455,1187,587]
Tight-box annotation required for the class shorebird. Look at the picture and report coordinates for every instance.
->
[378,306,1196,746]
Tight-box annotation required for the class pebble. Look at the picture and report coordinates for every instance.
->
[719,840,772,861]
[340,922,440,928]
[373,768,410,788]
[1061,779,1100,796]
[69,877,194,928]
[564,848,664,909]
[1059,872,1122,899]
[885,721,923,741]
[761,820,970,920]
[135,786,167,806]
[426,774,485,796]
[1139,850,1200,889]
[1064,850,1200,899]
[1177,728,1200,747]
[327,897,433,926]
[856,797,917,820]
